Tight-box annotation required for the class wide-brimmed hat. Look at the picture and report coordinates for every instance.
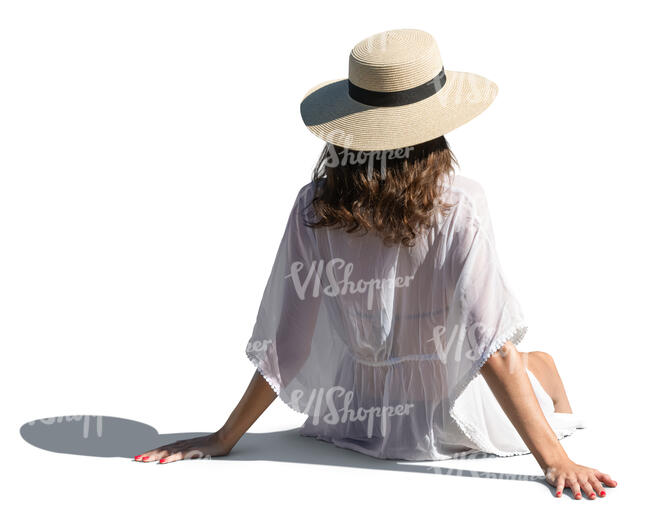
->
[300,28,498,152]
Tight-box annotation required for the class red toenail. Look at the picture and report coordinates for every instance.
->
[590,493,596,498]
[556,492,561,497]
[142,456,149,460]
[134,455,141,460]
[160,459,166,463]
[600,491,606,496]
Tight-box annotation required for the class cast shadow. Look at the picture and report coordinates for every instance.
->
[19,415,553,493]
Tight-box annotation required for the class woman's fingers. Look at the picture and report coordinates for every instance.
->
[595,471,617,487]
[590,475,606,497]
[134,442,180,461]
[159,451,185,464]
[579,477,596,500]
[138,449,168,462]
[134,435,219,463]
[548,464,616,499]
[159,447,209,464]
[568,478,582,499]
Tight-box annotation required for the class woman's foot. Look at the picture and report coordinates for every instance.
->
[134,430,233,464]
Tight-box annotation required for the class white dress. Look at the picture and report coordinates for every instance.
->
[245,174,585,461]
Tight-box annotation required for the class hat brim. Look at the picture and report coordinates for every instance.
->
[300,70,498,151]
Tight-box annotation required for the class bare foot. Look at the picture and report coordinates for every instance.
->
[134,431,233,464]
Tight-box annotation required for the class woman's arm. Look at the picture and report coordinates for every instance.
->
[134,370,276,463]
[217,369,278,449]
[480,340,617,499]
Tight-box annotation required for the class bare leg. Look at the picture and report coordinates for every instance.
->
[519,351,573,413]
[135,370,277,463]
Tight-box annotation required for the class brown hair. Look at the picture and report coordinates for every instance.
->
[305,135,457,247]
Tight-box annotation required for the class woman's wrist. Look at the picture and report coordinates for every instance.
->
[211,427,238,450]
[536,445,571,474]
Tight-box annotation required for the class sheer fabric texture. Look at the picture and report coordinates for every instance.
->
[245,174,584,461]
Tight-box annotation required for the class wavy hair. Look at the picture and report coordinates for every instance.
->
[305,136,457,247]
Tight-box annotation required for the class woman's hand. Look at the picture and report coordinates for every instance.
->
[544,459,617,499]
[133,431,232,464]
[133,371,277,465]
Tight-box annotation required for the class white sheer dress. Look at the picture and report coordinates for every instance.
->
[245,174,585,461]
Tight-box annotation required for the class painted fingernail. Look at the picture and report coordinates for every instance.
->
[556,491,562,497]
[159,459,166,463]
[600,491,606,496]
[141,456,149,461]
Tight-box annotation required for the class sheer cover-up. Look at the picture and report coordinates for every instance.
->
[245,175,584,461]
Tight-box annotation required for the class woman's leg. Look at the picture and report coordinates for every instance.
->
[519,351,573,413]
[134,370,277,463]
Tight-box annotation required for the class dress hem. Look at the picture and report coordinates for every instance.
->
[245,349,311,417]
[448,323,580,458]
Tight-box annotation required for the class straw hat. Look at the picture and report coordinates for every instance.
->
[300,28,498,151]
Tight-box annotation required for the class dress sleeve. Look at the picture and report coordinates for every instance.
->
[245,184,323,396]
[443,183,527,405]
[438,183,529,453]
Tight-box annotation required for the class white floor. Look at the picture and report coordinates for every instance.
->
[10,409,638,519]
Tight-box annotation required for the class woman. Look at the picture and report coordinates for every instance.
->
[134,29,617,500]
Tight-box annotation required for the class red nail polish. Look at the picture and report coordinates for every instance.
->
[600,491,606,496]
[134,455,141,460]
[556,491,561,497]
[142,456,149,460]
[159,459,166,463]
[590,493,596,498]
[575,494,582,499]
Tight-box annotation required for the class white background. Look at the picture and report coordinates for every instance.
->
[1,0,648,518]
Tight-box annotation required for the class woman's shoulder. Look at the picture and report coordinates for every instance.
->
[438,174,493,233]
[444,174,487,207]
[297,180,317,199]
[292,180,319,214]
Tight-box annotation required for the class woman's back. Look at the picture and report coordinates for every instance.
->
[246,173,531,460]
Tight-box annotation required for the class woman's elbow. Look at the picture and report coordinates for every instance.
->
[480,340,522,379]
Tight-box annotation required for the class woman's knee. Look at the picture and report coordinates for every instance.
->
[528,350,556,366]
